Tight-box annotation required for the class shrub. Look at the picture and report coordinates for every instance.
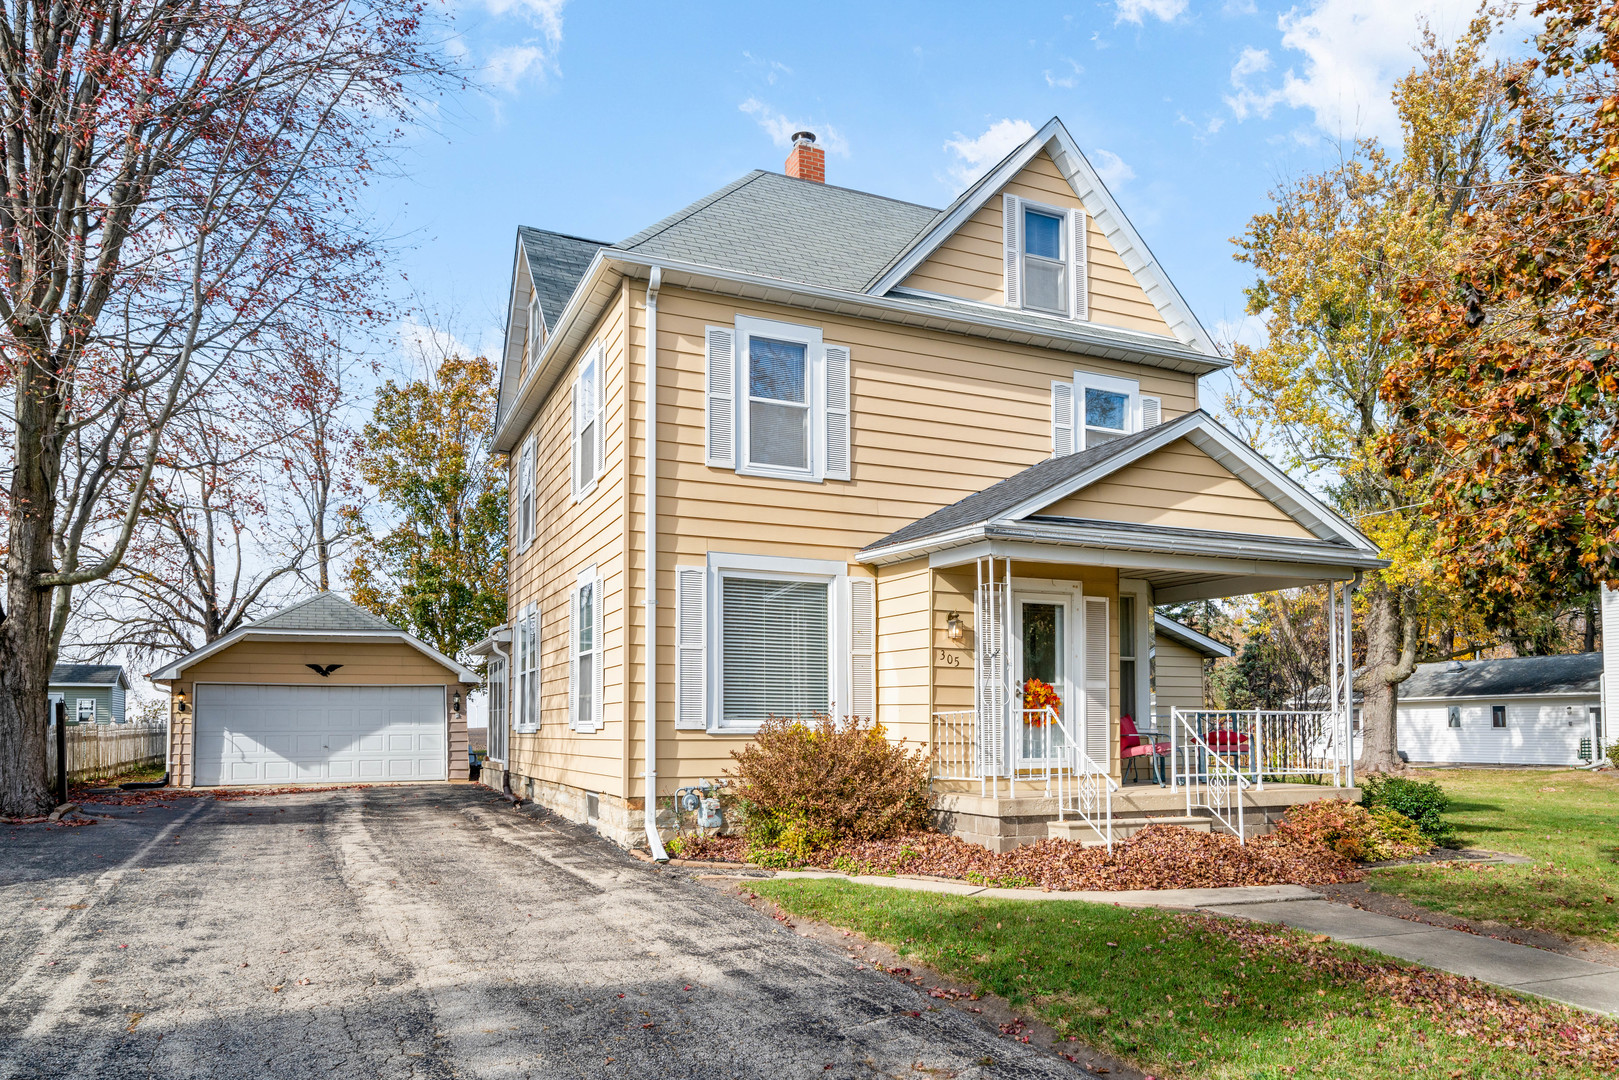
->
[1359,775,1455,847]
[1608,741,1619,769]
[1276,798,1429,862]
[727,713,930,858]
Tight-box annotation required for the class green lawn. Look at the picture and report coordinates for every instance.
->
[754,878,1614,1079]
[1366,769,1619,943]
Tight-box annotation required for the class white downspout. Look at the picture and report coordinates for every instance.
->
[643,267,670,862]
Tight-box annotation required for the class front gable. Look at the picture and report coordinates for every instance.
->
[901,150,1171,337]
[1027,436,1317,540]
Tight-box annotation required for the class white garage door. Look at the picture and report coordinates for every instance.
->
[194,684,446,786]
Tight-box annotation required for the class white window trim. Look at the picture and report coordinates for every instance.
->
[1073,370,1142,451]
[706,551,847,734]
[571,564,603,733]
[1118,579,1153,728]
[1018,198,1071,319]
[513,603,540,734]
[486,656,509,764]
[572,341,605,503]
[527,292,544,358]
[516,437,536,552]
[734,315,825,484]
[76,697,97,724]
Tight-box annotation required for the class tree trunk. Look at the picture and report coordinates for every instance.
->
[1356,577,1417,775]
[0,363,63,817]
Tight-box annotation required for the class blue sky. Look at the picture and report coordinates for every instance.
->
[380,0,1532,393]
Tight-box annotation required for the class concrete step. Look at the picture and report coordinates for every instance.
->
[1047,814,1212,843]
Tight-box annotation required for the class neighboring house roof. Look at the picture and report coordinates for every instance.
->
[148,593,478,683]
[1153,615,1233,659]
[49,663,129,688]
[520,228,608,331]
[858,410,1383,564]
[1400,653,1602,700]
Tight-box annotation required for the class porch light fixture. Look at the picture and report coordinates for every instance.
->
[452,690,462,716]
[945,611,965,645]
[176,690,189,714]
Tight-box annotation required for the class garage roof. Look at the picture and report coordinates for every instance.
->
[148,594,478,682]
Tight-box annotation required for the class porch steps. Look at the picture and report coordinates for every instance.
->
[1047,814,1213,845]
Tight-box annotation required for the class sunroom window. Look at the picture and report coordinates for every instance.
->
[748,337,810,471]
[1022,208,1067,315]
[719,575,830,728]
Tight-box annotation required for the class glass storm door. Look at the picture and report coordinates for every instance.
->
[1017,600,1069,764]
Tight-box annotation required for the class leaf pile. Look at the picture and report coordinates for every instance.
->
[676,823,1362,890]
[1188,911,1619,1071]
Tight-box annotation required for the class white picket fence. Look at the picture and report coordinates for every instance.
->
[46,722,167,782]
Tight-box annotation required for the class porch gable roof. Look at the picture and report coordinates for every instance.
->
[857,410,1381,567]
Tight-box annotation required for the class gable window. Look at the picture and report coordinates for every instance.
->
[1022,208,1067,315]
[1491,704,1506,729]
[1448,705,1462,729]
[704,317,852,484]
[527,293,544,358]
[572,342,604,501]
[517,437,535,550]
[514,606,539,733]
[76,698,96,724]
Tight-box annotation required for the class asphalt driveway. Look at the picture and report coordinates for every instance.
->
[0,785,1079,1079]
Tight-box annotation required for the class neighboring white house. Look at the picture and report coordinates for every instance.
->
[1397,653,1604,766]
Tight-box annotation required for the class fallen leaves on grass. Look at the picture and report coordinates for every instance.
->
[1189,912,1619,1070]
[676,825,1360,890]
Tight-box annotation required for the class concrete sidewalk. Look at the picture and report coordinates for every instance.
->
[1204,899,1619,1016]
[761,870,1619,1016]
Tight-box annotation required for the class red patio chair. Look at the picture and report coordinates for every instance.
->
[1119,714,1169,786]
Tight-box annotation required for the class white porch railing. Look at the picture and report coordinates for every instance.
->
[1169,708,1249,842]
[1167,708,1348,790]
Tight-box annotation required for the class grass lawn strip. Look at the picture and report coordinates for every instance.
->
[1368,770,1619,944]
[753,878,1618,1080]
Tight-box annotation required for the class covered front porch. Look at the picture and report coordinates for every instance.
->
[859,412,1388,850]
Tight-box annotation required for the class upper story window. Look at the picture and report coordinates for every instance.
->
[1051,371,1160,456]
[517,437,536,550]
[1004,194,1088,321]
[1022,208,1067,315]
[572,342,604,501]
[527,292,544,358]
[704,316,851,484]
[1083,384,1131,446]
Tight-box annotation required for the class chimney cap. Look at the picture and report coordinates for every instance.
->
[791,130,817,146]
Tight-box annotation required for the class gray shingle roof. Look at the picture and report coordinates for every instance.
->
[50,663,126,686]
[1402,653,1602,699]
[613,171,940,293]
[519,228,608,330]
[248,593,401,633]
[861,417,1185,554]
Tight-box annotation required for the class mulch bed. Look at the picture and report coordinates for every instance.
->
[676,824,1364,891]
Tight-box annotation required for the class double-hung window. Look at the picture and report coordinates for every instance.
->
[527,293,544,359]
[76,698,96,724]
[572,342,604,501]
[1052,372,1158,455]
[704,316,851,483]
[1022,207,1067,315]
[515,605,539,733]
[486,657,508,762]
[1004,193,1087,321]
[709,555,843,732]
[570,566,603,732]
[517,437,535,549]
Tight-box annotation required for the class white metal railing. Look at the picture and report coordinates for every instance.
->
[1169,708,1250,841]
[1168,707,1347,790]
[931,710,978,782]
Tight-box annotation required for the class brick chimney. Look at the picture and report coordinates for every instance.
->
[785,130,825,183]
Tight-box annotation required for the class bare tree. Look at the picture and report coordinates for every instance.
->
[0,0,455,815]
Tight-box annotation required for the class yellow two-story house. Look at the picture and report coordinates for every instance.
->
[475,118,1382,853]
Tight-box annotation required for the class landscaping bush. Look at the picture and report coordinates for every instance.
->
[1275,798,1429,862]
[1608,741,1619,769]
[727,714,930,859]
[1358,774,1455,846]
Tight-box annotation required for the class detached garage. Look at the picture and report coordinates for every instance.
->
[151,594,479,788]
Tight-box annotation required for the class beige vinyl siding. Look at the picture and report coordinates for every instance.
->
[877,560,932,745]
[506,282,631,799]
[900,150,1173,337]
[164,640,468,788]
[1153,636,1208,717]
[1036,439,1316,539]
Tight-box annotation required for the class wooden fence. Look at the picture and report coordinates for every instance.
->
[46,722,167,783]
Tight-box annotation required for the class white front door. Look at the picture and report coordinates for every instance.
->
[1013,595,1076,766]
[193,684,446,786]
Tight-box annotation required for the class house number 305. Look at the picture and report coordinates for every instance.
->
[937,649,961,667]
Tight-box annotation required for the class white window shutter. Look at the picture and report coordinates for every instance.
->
[570,375,583,499]
[1069,207,1089,321]
[592,578,604,733]
[849,578,876,721]
[675,567,706,730]
[593,344,606,476]
[1083,596,1110,767]
[1002,194,1022,308]
[824,343,851,481]
[704,327,735,468]
[567,586,579,731]
[1141,395,1162,430]
[1051,380,1075,458]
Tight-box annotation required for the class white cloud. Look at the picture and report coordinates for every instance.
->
[1222,0,1258,14]
[1224,45,1285,120]
[478,0,565,93]
[1044,57,1084,89]
[1229,0,1536,141]
[739,98,850,156]
[943,118,1036,188]
[486,45,547,93]
[1214,313,1270,352]
[1114,0,1187,25]
[1091,149,1135,188]
[743,51,793,86]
